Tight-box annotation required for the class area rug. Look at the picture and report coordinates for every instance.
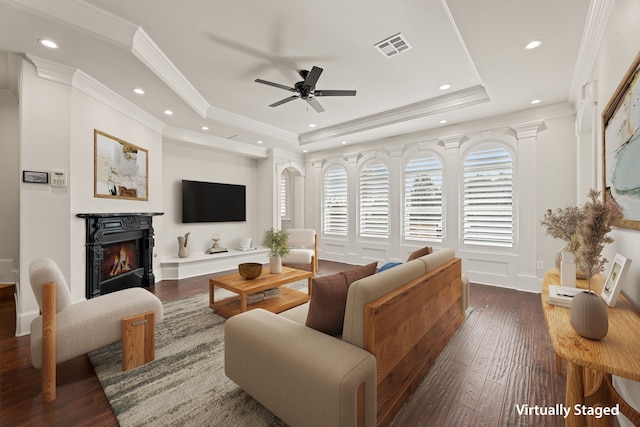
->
[89,282,309,427]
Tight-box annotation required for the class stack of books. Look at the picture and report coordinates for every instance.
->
[246,288,280,304]
[548,285,583,308]
[263,288,280,300]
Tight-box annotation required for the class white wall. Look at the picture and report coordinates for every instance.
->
[16,58,164,335]
[160,139,260,258]
[0,102,19,263]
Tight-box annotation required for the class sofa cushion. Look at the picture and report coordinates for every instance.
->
[305,262,378,336]
[407,246,433,261]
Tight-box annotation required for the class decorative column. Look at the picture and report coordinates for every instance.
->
[512,120,544,292]
[440,135,463,251]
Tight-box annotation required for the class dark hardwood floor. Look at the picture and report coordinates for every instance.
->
[0,261,594,426]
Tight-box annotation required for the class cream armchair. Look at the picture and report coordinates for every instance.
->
[282,229,318,274]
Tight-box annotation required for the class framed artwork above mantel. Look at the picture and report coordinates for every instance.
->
[602,51,640,230]
[94,130,148,201]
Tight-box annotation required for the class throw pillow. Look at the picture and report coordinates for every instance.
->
[305,262,377,336]
[407,246,433,262]
[341,262,378,285]
[378,262,402,272]
[305,273,349,336]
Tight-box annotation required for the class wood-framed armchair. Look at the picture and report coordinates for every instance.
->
[282,229,318,274]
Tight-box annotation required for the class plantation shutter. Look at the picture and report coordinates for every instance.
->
[359,160,389,238]
[463,147,513,247]
[323,165,348,236]
[404,155,443,242]
[280,172,287,218]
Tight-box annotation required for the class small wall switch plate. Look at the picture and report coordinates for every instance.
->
[50,170,68,187]
[537,261,544,270]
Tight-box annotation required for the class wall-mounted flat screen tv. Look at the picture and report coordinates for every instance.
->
[181,180,246,223]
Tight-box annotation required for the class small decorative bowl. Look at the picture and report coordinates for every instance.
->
[238,262,262,280]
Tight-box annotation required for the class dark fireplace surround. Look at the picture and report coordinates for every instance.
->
[77,212,163,299]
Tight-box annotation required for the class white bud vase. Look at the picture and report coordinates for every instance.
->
[269,255,282,274]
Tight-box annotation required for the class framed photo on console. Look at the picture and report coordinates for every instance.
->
[601,253,631,307]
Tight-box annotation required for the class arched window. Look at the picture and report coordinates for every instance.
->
[359,159,389,238]
[403,154,443,242]
[462,146,513,247]
[323,165,348,236]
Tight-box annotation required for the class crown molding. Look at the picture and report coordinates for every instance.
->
[7,0,136,46]
[73,70,165,133]
[205,105,299,145]
[131,27,210,118]
[299,85,490,144]
[163,125,269,159]
[568,0,616,105]
[25,53,76,84]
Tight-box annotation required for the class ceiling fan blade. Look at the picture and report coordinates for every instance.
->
[302,66,323,89]
[255,79,296,92]
[269,95,299,107]
[305,96,325,113]
[314,90,357,97]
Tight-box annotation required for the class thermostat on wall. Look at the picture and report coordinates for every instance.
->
[50,170,68,187]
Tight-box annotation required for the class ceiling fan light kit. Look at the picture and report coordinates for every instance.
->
[255,66,356,113]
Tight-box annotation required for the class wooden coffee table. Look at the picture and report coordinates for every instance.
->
[209,266,313,318]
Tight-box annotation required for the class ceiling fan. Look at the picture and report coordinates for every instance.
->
[255,66,356,113]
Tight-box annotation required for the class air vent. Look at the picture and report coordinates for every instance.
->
[228,135,253,144]
[375,33,412,58]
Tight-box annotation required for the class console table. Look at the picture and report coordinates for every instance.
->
[541,269,640,426]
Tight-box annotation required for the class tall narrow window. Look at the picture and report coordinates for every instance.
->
[280,171,288,219]
[462,146,513,247]
[359,159,389,238]
[404,155,443,242]
[323,165,348,236]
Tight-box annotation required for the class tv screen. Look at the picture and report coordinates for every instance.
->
[181,180,246,223]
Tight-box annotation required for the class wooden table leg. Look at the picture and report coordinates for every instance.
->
[240,293,247,312]
[566,361,585,427]
[209,282,215,308]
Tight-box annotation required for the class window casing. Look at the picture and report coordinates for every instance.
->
[462,146,513,247]
[359,159,389,239]
[323,165,348,236]
[403,155,443,242]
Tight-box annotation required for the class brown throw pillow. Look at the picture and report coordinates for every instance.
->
[407,246,433,262]
[305,262,377,335]
[305,273,349,336]
[341,262,378,285]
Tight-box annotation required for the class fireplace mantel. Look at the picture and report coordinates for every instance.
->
[77,212,163,299]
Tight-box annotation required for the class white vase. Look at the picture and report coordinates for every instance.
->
[269,255,282,274]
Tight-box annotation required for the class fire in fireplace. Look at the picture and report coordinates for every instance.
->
[101,240,139,279]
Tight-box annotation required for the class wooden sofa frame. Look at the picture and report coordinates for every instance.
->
[364,257,464,426]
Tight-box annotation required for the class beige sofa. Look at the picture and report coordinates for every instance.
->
[225,248,467,427]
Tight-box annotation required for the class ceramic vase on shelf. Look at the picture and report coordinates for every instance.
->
[570,289,608,340]
[178,232,190,258]
[269,255,282,274]
[560,251,577,287]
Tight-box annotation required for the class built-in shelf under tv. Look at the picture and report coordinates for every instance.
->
[181,180,246,223]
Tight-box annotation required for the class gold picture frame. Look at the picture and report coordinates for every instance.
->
[94,130,148,201]
[602,51,640,230]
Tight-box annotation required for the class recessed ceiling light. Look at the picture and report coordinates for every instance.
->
[309,123,316,128]
[439,119,448,124]
[38,39,58,49]
[257,140,263,144]
[201,126,209,131]
[133,88,145,95]
[531,99,541,104]
[164,110,173,115]
[303,149,308,153]
[439,83,452,91]
[341,141,347,145]
[525,40,543,50]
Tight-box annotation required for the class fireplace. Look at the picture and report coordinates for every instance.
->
[77,212,163,299]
